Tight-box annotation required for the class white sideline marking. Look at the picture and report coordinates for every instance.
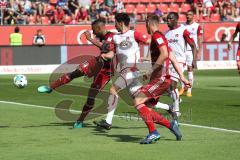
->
[1,100,240,134]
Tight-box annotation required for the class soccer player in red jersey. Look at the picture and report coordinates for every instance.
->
[228,22,240,75]
[133,14,190,144]
[38,19,115,128]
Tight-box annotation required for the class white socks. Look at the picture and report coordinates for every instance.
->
[105,94,119,125]
[155,102,170,110]
[154,88,179,113]
[170,88,180,112]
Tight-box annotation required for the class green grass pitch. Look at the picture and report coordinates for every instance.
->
[0,69,240,160]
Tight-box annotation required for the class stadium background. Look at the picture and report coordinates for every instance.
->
[0,0,239,72]
[0,22,239,74]
[1,1,240,159]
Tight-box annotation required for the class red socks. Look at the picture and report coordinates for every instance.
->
[137,104,171,133]
[137,105,156,133]
[151,110,171,129]
[50,74,72,89]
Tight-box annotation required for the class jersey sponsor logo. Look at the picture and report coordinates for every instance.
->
[107,37,112,42]
[119,37,133,50]
[168,39,178,43]
[156,37,164,45]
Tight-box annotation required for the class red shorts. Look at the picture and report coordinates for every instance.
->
[78,56,99,77]
[78,56,113,78]
[139,78,172,100]
[236,48,240,63]
[91,69,111,90]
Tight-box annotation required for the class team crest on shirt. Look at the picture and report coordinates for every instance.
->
[175,34,179,37]
[107,37,112,42]
[119,37,133,50]
[156,37,164,45]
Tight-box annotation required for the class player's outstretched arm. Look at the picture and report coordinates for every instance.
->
[228,24,239,50]
[169,51,191,88]
[84,31,103,48]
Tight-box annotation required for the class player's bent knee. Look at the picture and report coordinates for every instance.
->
[134,92,148,106]
[68,68,84,79]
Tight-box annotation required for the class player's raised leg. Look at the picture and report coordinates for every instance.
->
[38,68,84,93]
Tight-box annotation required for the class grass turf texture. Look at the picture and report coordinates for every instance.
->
[0,69,240,160]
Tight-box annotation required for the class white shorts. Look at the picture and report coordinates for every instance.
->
[114,68,142,96]
[186,50,193,66]
[169,62,185,82]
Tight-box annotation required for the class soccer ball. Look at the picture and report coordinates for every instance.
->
[13,75,28,88]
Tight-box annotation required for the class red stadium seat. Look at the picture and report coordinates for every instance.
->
[147,4,156,13]
[49,0,58,5]
[180,3,191,13]
[136,4,146,14]
[128,0,138,3]
[140,0,148,3]
[169,3,179,13]
[237,2,240,8]
[176,0,185,2]
[162,0,173,2]
[114,0,128,3]
[178,14,186,22]
[150,0,160,3]
[125,4,136,13]
[157,4,169,13]
[41,16,49,25]
[210,13,220,22]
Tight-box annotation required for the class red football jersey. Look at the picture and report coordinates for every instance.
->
[150,31,171,79]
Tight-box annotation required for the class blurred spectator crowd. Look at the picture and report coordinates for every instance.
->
[0,0,239,25]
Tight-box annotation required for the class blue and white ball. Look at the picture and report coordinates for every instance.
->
[13,75,28,88]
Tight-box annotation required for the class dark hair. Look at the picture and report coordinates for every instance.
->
[168,12,179,20]
[147,14,160,24]
[115,13,130,26]
[92,18,106,26]
[15,26,20,33]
